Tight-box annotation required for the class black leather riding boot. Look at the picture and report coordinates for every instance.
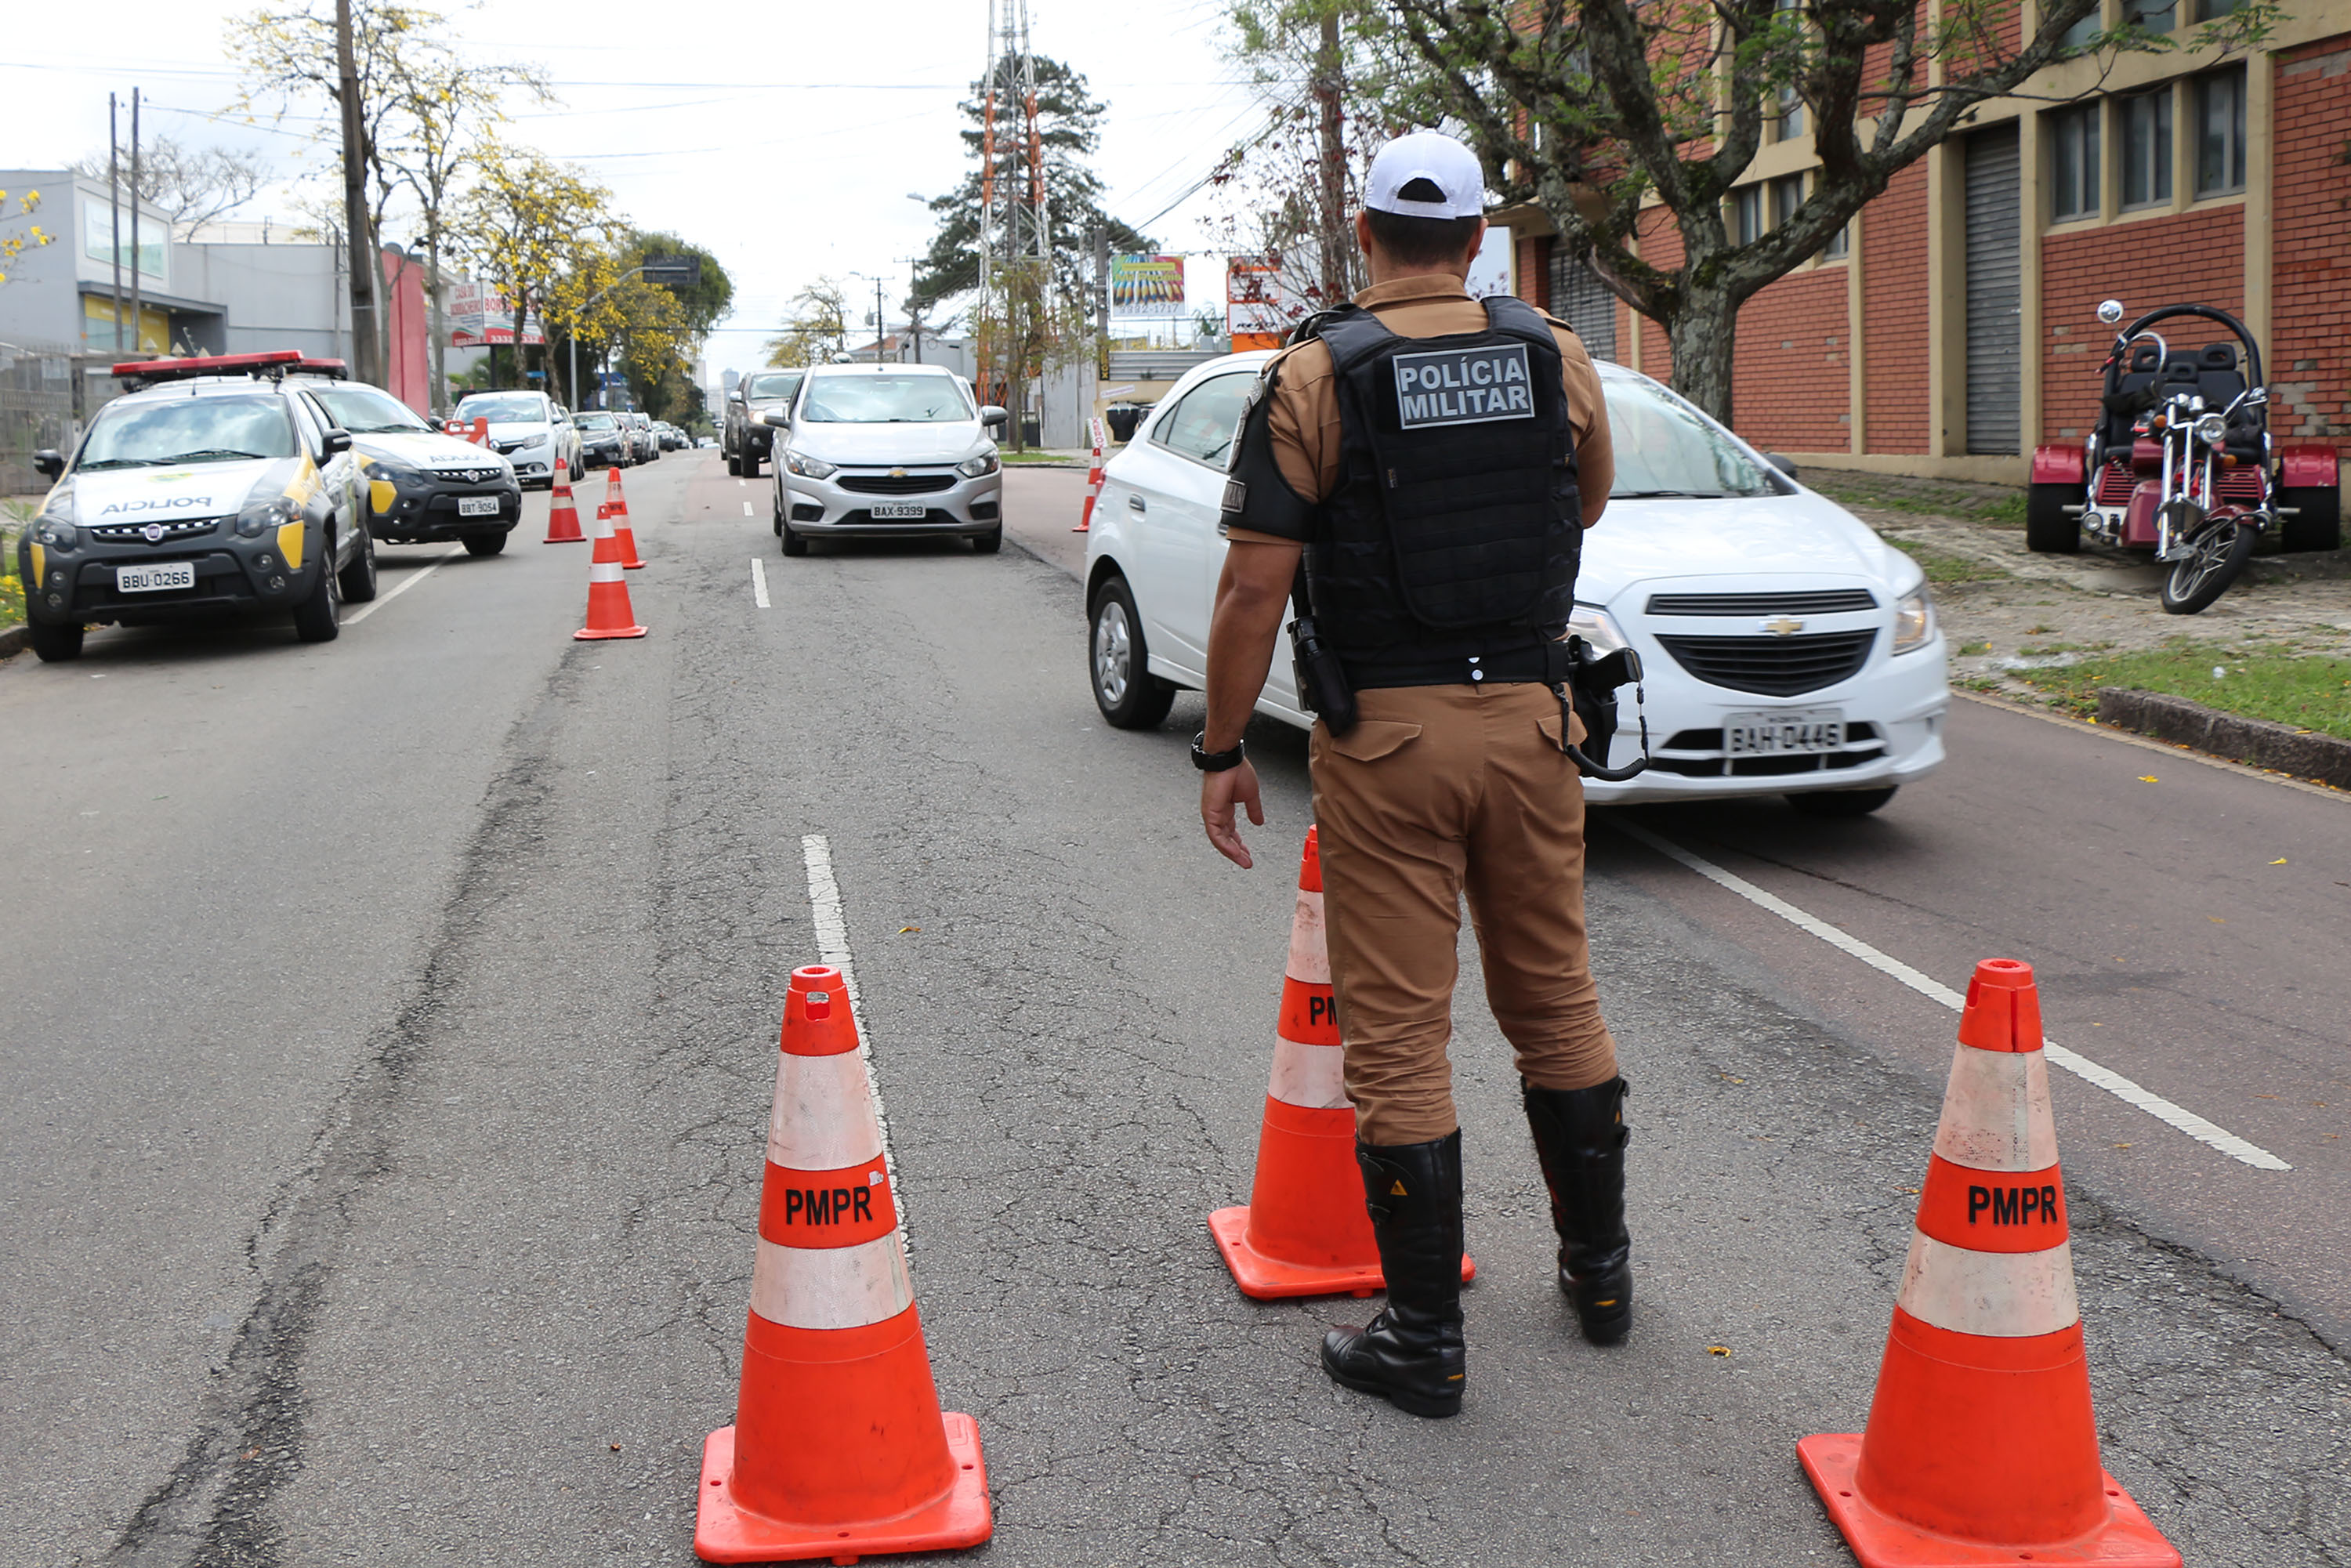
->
[1523,1077,1632,1345]
[1319,1132,1467,1418]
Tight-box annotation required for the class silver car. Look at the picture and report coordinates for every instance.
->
[766,364,1009,556]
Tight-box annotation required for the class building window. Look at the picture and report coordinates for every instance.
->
[2195,67,2247,196]
[2059,0,2104,51]
[1823,221,1849,260]
[2120,89,2172,207]
[1770,174,1806,230]
[2049,103,2101,220]
[2193,0,2237,17]
[2123,0,2174,31]
[1733,185,1765,245]
[1777,85,1806,140]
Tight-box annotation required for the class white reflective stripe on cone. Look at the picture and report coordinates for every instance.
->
[767,1052,885,1171]
[1933,1045,2060,1172]
[1285,888,1330,985]
[1896,1230,2081,1338]
[590,560,625,583]
[749,1230,915,1331]
[1267,1035,1349,1110]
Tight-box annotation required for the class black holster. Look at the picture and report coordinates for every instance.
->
[1290,567,1358,734]
[1553,636,1649,782]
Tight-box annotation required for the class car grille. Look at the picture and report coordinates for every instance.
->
[1647,723,1887,777]
[491,438,526,454]
[1644,588,1878,616]
[89,516,225,542]
[432,467,505,485]
[837,473,955,495]
[1654,630,1878,696]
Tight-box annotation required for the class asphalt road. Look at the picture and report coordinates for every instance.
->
[1,453,2343,1566]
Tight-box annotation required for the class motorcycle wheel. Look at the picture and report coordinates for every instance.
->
[2160,520,2258,614]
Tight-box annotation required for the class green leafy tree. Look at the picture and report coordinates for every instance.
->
[763,279,852,369]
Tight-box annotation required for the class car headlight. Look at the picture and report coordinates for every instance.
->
[1565,602,1631,655]
[785,451,837,480]
[957,451,1000,478]
[235,498,295,539]
[1892,585,1936,654]
[2192,412,2227,447]
[33,518,78,550]
[519,432,550,449]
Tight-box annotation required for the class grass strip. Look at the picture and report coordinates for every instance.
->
[1886,537,2010,584]
[2001,641,2351,742]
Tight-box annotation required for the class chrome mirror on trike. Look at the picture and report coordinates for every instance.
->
[2096,299,2125,325]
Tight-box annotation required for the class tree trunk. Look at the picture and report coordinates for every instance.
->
[1662,279,1741,428]
[426,212,447,416]
[1314,11,1347,306]
[334,0,381,387]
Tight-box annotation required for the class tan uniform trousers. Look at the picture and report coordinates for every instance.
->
[1309,682,1621,1145]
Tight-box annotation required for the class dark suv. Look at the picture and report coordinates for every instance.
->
[724,370,803,477]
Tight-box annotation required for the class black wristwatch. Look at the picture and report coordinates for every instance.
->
[1191,733,1247,772]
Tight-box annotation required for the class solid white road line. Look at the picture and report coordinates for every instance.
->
[750,557,770,609]
[1612,819,2291,1172]
[800,834,905,1216]
[743,501,754,517]
[342,548,462,625]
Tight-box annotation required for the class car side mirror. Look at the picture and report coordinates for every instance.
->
[34,449,65,479]
[1765,453,1799,481]
[324,428,354,455]
[980,404,1009,432]
[761,410,790,429]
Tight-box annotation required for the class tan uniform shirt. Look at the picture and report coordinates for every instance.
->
[1226,273,1613,545]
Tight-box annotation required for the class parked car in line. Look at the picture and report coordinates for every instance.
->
[449,389,582,487]
[1081,353,1949,815]
[766,364,1008,557]
[654,422,687,451]
[20,349,379,661]
[574,410,630,469]
[726,370,804,477]
[298,375,521,556]
[624,411,659,463]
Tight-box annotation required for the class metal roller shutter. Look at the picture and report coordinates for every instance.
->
[1963,126,2022,455]
[1548,248,1619,363]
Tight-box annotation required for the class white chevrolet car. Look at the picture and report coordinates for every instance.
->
[1081,353,1948,814]
[766,364,1008,557]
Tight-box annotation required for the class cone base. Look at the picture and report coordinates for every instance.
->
[1799,1434,2181,1568]
[543,533,585,544]
[1207,1205,1474,1301]
[574,625,647,640]
[694,1413,991,1564]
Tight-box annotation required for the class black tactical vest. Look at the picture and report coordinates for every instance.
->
[1305,295,1581,689]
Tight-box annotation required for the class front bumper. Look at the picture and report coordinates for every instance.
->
[488,438,559,485]
[780,466,1003,537]
[582,439,628,468]
[368,473,523,542]
[20,529,327,628]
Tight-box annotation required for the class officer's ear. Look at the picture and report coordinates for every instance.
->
[1355,210,1377,262]
[1461,217,1489,267]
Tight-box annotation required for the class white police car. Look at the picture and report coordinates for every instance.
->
[20,349,379,662]
[1081,353,1949,815]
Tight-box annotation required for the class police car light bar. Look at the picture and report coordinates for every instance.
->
[110,349,305,382]
[292,358,350,379]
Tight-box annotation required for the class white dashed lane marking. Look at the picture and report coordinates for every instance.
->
[750,557,770,609]
[744,501,754,517]
[1613,820,2290,1171]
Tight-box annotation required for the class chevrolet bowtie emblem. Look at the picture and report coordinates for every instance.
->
[1762,616,1805,636]
[889,466,907,478]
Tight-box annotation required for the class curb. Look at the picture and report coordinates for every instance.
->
[0,623,25,660]
[2095,687,2351,789]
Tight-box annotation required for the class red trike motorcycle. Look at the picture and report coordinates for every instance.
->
[2027,299,2341,614]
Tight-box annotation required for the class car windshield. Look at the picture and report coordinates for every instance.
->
[576,412,618,430]
[746,372,802,401]
[78,394,298,469]
[455,394,545,422]
[799,375,970,424]
[307,383,431,434]
[1603,379,1779,499]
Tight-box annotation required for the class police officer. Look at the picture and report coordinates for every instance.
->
[1195,131,1629,1419]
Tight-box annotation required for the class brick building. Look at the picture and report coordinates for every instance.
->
[1504,3,2351,481]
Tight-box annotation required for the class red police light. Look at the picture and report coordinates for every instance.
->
[111,349,304,381]
[292,358,350,378]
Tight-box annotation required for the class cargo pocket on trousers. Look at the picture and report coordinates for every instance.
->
[1324,720,1423,762]
[1534,708,1588,751]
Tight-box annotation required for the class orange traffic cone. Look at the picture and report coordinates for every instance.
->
[544,474,585,544]
[695,966,991,1564]
[574,494,647,642]
[603,465,645,570]
[1074,417,1105,533]
[1208,828,1475,1298]
[1799,958,2180,1568]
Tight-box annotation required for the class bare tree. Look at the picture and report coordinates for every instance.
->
[71,136,272,234]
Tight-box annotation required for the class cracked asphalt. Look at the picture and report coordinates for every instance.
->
[2,452,2344,1566]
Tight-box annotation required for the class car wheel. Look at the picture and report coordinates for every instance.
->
[2024,484,2079,553]
[727,452,742,477]
[339,523,380,602]
[292,549,342,643]
[463,531,508,557]
[780,522,808,557]
[29,620,83,662]
[1089,574,1177,730]
[2277,485,2340,553]
[973,526,1003,555]
[742,450,762,478]
[771,487,784,537]
[571,456,585,484]
[1788,786,1896,818]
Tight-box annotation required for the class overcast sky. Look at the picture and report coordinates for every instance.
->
[5,0,1275,376]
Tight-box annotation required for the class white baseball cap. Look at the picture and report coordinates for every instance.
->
[1364,131,1486,219]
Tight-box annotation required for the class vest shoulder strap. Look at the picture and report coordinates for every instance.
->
[1306,303,1400,374]
[1481,293,1561,349]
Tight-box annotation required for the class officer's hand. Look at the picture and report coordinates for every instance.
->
[1201,760,1264,869]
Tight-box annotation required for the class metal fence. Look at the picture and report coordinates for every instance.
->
[0,340,108,498]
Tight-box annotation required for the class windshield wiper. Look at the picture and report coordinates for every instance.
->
[77,457,165,470]
[161,449,273,463]
[1614,489,1730,499]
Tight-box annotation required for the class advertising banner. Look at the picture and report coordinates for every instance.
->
[447,277,544,346]
[1226,255,1288,349]
[1110,254,1186,317]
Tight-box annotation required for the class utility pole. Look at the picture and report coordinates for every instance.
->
[108,96,123,356]
[980,0,997,410]
[1313,9,1350,306]
[1093,225,1110,375]
[335,0,382,386]
[128,89,143,356]
[875,276,886,360]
